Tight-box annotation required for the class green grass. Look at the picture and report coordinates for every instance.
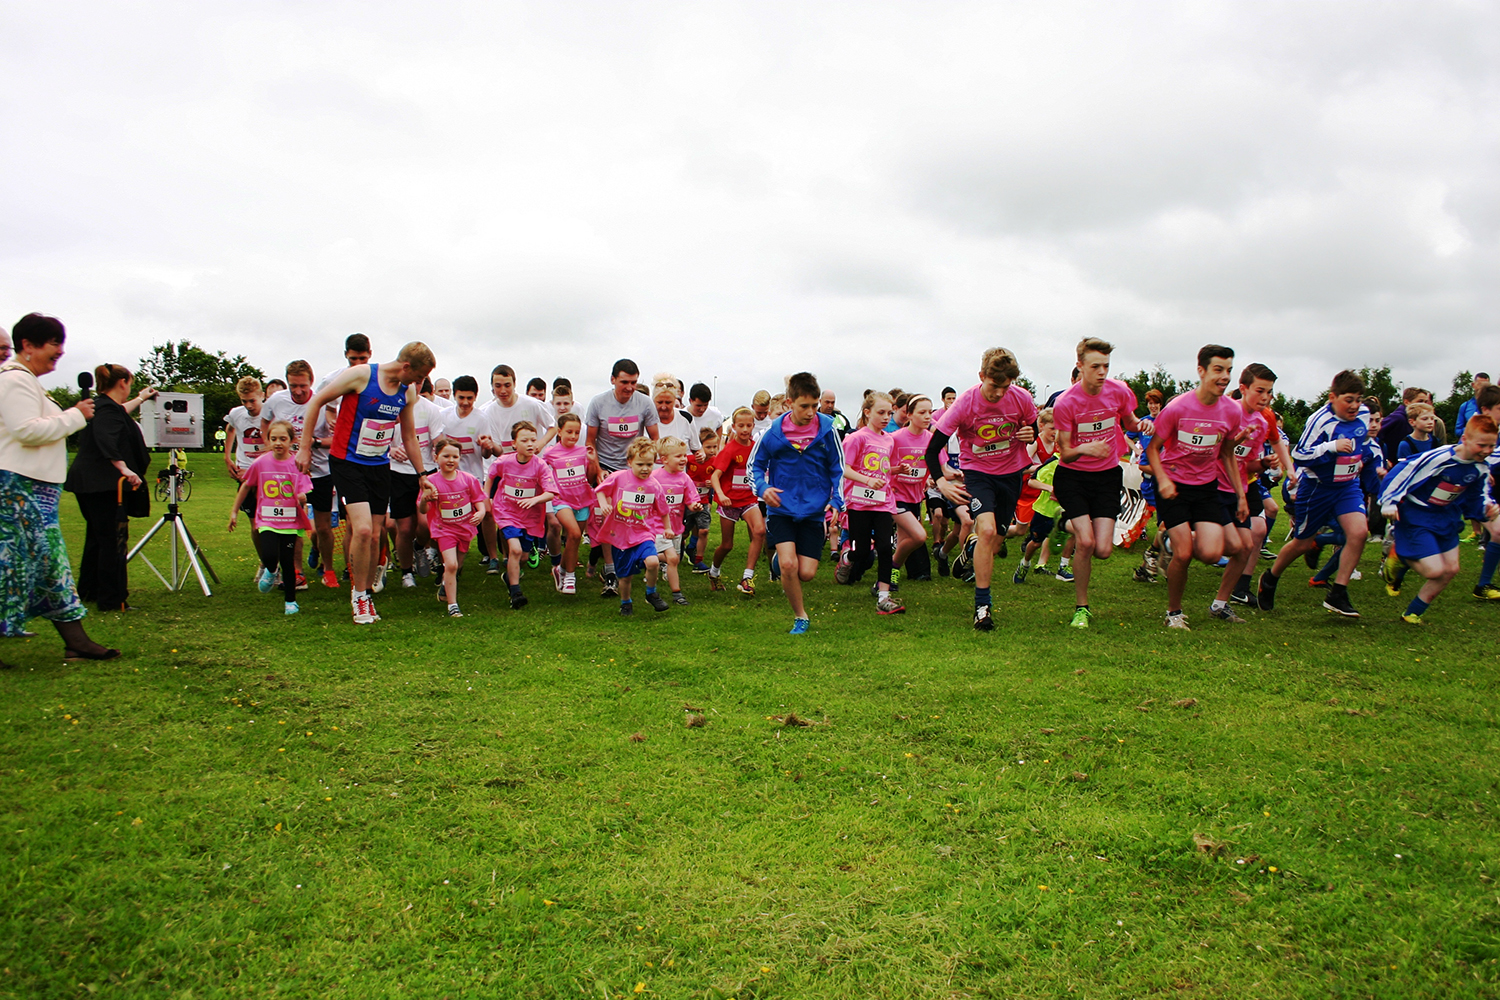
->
[3,460,1499,998]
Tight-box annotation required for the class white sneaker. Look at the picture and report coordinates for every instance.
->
[372,564,387,593]
[353,595,376,625]
[401,572,416,589]
[552,564,564,592]
[366,595,381,621]
[562,574,576,595]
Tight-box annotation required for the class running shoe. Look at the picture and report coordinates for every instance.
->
[414,547,430,578]
[1303,547,1320,570]
[789,617,811,635]
[875,593,905,615]
[372,564,387,593]
[691,561,711,574]
[447,604,464,618]
[1055,566,1075,582]
[552,564,564,592]
[1474,584,1500,601]
[737,576,756,596]
[1069,606,1092,629]
[486,558,501,575]
[769,553,781,582]
[890,567,901,590]
[1165,611,1191,630]
[295,571,308,591]
[600,572,618,598]
[618,602,634,616]
[321,568,339,589]
[1400,612,1424,625]
[256,568,273,594]
[1308,576,1329,589]
[935,547,950,577]
[672,591,689,606]
[284,601,299,616]
[1257,571,1278,612]
[1132,564,1154,584]
[1208,603,1247,624]
[1013,562,1030,584]
[401,572,416,589]
[527,550,542,569]
[646,592,669,612]
[709,574,726,591]
[562,575,577,595]
[1230,587,1258,608]
[973,604,994,631]
[1323,589,1359,618]
[353,596,376,625]
[510,593,529,610]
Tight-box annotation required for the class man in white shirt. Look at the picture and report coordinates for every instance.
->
[686,382,724,447]
[480,364,558,455]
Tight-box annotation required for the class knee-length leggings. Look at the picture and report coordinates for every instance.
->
[847,509,893,585]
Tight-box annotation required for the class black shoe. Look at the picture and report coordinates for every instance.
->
[997,538,1008,559]
[1230,588,1258,609]
[510,593,529,610]
[935,548,950,577]
[600,572,618,598]
[972,604,994,631]
[645,592,669,612]
[1257,571,1278,612]
[1323,588,1359,618]
[618,602,634,616]
[1303,547,1320,570]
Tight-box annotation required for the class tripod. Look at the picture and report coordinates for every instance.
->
[127,458,219,596]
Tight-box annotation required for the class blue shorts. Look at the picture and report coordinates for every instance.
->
[1393,512,1462,561]
[1027,513,1056,544]
[548,502,592,524]
[501,525,544,552]
[612,539,657,578]
[1291,480,1365,540]
[1139,473,1156,506]
[766,513,825,560]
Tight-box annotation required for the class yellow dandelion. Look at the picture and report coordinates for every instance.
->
[543,899,555,906]
[1039,885,1048,891]
[904,752,913,758]
[277,747,286,752]
[1269,866,1278,872]
[634,985,645,994]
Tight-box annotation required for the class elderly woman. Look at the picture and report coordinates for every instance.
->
[64,364,156,613]
[0,313,120,663]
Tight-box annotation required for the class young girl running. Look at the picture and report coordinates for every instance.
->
[889,394,932,583]
[837,392,905,615]
[542,412,598,595]
[228,420,312,615]
[651,436,701,605]
[419,438,488,617]
[594,437,673,614]
[708,407,767,594]
[489,421,559,610]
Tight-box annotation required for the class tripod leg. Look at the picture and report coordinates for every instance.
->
[127,516,173,589]
[178,517,220,584]
[176,516,213,597]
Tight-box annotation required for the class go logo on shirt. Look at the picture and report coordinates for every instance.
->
[262,479,289,499]
[861,453,884,472]
[976,422,1012,440]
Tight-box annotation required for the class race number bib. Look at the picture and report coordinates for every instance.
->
[1079,416,1116,437]
[1233,443,1252,458]
[664,491,683,506]
[1334,457,1362,482]
[607,415,642,438]
[259,504,297,521]
[853,487,887,503]
[450,435,475,455]
[697,484,713,500]
[556,463,585,479]
[1428,482,1462,505]
[625,490,655,505]
[731,474,749,487]
[354,419,396,458]
[1177,429,1220,448]
[972,439,1011,456]
[505,486,537,499]
[440,502,474,520]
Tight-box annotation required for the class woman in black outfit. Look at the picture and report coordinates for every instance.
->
[64,364,155,612]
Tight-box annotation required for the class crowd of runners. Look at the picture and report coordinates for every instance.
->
[221,334,1500,631]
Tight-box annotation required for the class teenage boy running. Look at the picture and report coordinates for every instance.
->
[1213,363,1278,611]
[1147,345,1247,630]
[751,372,846,635]
[1050,338,1148,628]
[1258,370,1378,618]
[925,347,1038,632]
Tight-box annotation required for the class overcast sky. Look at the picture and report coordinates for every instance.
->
[3,1,1496,407]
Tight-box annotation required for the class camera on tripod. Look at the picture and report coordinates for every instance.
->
[139,392,204,450]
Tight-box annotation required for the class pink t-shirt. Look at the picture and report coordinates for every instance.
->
[425,469,487,545]
[1229,406,1269,492]
[650,468,697,537]
[594,469,670,549]
[245,454,312,532]
[842,426,898,513]
[1054,379,1138,472]
[1154,391,1244,488]
[780,412,819,451]
[889,426,932,505]
[933,383,1039,476]
[541,442,595,508]
[488,454,559,536]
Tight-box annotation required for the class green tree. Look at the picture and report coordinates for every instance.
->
[1354,366,1399,420]
[1435,370,1472,437]
[137,340,263,389]
[1122,366,1194,412]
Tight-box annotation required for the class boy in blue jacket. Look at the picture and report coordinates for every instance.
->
[751,372,845,634]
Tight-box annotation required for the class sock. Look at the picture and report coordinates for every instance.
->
[448,603,460,612]
[672,590,682,597]
[645,586,656,597]
[1237,573,1251,592]
[550,553,562,566]
[1264,514,1277,534]
[1019,556,1030,568]
[1406,596,1430,617]
[975,586,991,608]
[709,565,721,578]
[742,568,754,580]
[1211,599,1228,611]
[1059,557,1071,569]
[620,598,632,608]
[604,561,616,576]
[401,565,413,574]
[1076,604,1090,611]
[1481,541,1500,587]
[508,583,522,597]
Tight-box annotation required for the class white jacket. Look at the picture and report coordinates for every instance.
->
[0,361,89,484]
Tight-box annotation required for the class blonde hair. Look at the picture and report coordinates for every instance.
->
[858,391,894,429]
[1406,401,1435,422]
[698,426,720,444]
[265,419,296,440]
[625,437,657,464]
[731,406,755,425]
[235,375,263,396]
[751,389,771,407]
[397,341,436,371]
[1037,407,1055,425]
[1076,337,1114,360]
[657,435,687,456]
[652,383,678,402]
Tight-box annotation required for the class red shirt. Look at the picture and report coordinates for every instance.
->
[686,454,716,507]
[711,438,756,506]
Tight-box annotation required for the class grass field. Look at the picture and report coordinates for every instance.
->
[3,459,1498,999]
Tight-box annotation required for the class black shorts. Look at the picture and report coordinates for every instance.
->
[766,514,825,560]
[896,500,924,519]
[964,469,1021,523]
[388,471,421,519]
[1027,513,1056,544]
[309,474,335,514]
[329,455,391,513]
[237,489,255,518]
[1229,482,1263,530]
[684,508,712,533]
[1158,480,1232,530]
[1054,465,1123,523]
[925,496,952,520]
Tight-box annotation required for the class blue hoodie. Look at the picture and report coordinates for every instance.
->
[750,413,845,519]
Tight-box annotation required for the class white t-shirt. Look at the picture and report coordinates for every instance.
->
[438,405,492,480]
[752,415,773,442]
[390,397,441,476]
[655,408,696,452]
[686,405,724,450]
[431,394,456,409]
[262,391,329,478]
[480,394,558,455]
[225,406,267,470]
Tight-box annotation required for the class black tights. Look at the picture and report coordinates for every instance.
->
[258,532,298,601]
[847,509,894,585]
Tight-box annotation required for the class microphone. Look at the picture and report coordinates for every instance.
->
[77,371,94,400]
